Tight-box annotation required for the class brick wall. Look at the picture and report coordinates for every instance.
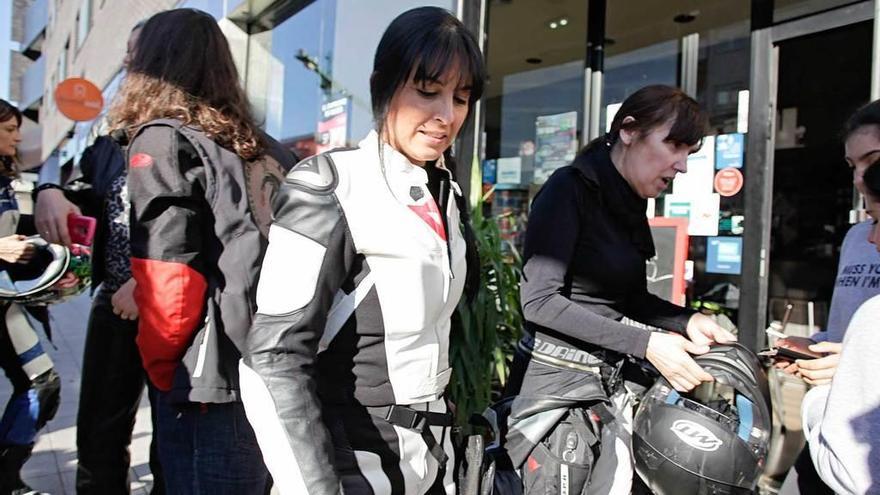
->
[8,0,32,104]
[39,0,177,160]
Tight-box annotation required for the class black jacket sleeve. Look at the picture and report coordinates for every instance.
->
[128,126,210,392]
[622,288,695,334]
[520,169,653,358]
[239,155,351,495]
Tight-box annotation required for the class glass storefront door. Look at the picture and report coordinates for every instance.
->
[483,0,755,313]
[482,0,877,346]
[481,0,588,254]
[767,21,872,333]
[741,1,875,350]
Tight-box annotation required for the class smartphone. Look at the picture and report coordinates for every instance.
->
[774,336,824,361]
[68,214,97,246]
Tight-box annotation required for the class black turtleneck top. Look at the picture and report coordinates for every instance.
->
[520,143,695,359]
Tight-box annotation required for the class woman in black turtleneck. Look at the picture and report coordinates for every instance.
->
[501,85,737,494]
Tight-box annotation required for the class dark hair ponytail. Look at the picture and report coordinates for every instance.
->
[588,85,707,152]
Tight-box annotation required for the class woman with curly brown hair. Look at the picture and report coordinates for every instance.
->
[109,8,295,493]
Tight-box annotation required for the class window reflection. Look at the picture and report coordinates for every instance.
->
[242,0,454,157]
[246,0,337,156]
[485,0,586,167]
[774,0,859,23]
[483,0,587,255]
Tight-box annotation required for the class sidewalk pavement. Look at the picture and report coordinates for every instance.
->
[1,294,157,494]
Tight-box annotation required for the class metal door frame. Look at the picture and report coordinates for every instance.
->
[739,0,877,351]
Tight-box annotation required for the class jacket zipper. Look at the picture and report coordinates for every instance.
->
[438,174,455,280]
[192,315,211,378]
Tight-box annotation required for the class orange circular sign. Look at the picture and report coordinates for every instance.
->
[54,78,103,121]
[714,167,744,197]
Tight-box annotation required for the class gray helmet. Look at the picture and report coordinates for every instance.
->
[0,236,88,305]
[633,343,772,494]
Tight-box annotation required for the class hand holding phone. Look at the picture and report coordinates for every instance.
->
[764,336,825,362]
[776,336,824,360]
[67,214,97,247]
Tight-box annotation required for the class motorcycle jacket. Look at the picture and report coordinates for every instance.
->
[240,131,468,494]
[127,119,294,403]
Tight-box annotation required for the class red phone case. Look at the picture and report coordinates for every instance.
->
[68,215,97,246]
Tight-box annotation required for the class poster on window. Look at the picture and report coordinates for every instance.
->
[663,193,720,236]
[715,133,745,169]
[706,236,743,274]
[316,96,349,154]
[647,217,689,306]
[534,111,579,184]
[673,135,715,196]
[496,157,523,185]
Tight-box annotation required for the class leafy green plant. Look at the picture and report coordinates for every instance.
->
[448,194,524,431]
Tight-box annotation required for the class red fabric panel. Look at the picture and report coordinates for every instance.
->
[408,197,447,241]
[131,257,207,391]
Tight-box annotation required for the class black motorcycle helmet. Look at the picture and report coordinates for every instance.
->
[632,343,772,494]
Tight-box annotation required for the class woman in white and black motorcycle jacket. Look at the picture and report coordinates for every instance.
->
[239,7,485,495]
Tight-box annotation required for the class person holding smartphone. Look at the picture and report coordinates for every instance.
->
[777,101,880,385]
[32,22,167,493]
[776,100,880,495]
[797,158,880,494]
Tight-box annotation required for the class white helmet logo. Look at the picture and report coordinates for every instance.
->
[670,420,723,451]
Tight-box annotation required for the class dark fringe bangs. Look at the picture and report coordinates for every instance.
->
[408,24,485,104]
[666,97,707,148]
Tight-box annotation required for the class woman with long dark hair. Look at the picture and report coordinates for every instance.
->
[500,85,736,494]
[0,99,61,495]
[239,7,483,494]
[110,8,294,493]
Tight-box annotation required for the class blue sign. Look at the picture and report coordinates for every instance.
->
[715,133,744,170]
[706,236,743,275]
[482,159,497,184]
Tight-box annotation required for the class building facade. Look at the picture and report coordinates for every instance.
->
[9,0,879,352]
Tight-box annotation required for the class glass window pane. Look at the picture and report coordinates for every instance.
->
[603,1,685,128]
[330,0,455,143]
[689,2,750,326]
[604,1,753,325]
[246,0,337,156]
[245,0,454,157]
[774,0,858,23]
[483,0,586,254]
[77,1,91,48]
[484,0,586,174]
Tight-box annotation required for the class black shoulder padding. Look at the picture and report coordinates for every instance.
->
[285,154,338,194]
[273,154,344,244]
